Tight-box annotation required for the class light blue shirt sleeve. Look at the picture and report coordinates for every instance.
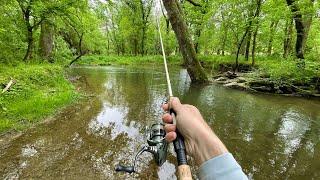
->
[199,153,248,180]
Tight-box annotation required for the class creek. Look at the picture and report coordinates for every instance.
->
[1,66,319,179]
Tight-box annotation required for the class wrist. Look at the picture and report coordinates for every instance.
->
[193,127,228,166]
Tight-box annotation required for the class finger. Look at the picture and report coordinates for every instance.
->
[169,97,182,113]
[162,113,173,123]
[164,124,176,133]
[162,104,169,111]
[165,132,177,142]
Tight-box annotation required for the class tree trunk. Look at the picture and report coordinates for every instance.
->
[301,0,315,53]
[221,28,228,56]
[140,1,146,56]
[141,27,146,56]
[162,0,208,83]
[69,33,85,66]
[251,25,259,66]
[302,17,312,53]
[251,0,262,66]
[283,18,294,58]
[221,35,226,55]
[106,27,110,55]
[220,14,228,56]
[23,28,34,62]
[235,30,248,72]
[39,19,54,62]
[267,20,279,55]
[160,3,170,34]
[245,30,252,61]
[134,38,138,55]
[194,28,201,53]
[245,9,255,61]
[235,0,262,72]
[139,0,153,56]
[286,0,305,59]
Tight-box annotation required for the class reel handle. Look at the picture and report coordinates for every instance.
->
[115,164,135,173]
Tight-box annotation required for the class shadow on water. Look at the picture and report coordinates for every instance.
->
[0,66,319,179]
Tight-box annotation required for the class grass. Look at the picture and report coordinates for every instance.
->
[75,55,182,66]
[0,63,79,133]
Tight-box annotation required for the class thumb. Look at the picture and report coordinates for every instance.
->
[169,97,182,113]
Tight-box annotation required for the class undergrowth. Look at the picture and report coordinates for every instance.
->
[197,55,320,84]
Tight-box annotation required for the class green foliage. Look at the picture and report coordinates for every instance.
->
[257,57,320,83]
[0,1,25,64]
[0,0,319,63]
[0,64,78,132]
[53,36,74,63]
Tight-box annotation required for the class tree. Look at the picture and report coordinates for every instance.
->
[39,18,54,62]
[267,20,279,55]
[139,0,154,55]
[17,0,44,61]
[61,10,99,66]
[162,0,208,83]
[283,18,294,58]
[235,0,262,72]
[285,0,305,59]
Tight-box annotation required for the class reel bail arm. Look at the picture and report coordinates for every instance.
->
[115,123,168,174]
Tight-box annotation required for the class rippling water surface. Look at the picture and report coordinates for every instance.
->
[0,66,319,179]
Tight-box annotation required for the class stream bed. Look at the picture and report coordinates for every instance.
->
[1,66,319,179]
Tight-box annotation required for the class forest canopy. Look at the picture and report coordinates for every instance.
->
[0,0,319,65]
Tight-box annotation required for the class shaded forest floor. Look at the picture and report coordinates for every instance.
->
[76,55,320,97]
[0,64,79,133]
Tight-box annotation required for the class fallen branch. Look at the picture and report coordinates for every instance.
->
[2,78,16,94]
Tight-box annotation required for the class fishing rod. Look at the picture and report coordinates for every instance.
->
[156,1,192,179]
[115,1,192,179]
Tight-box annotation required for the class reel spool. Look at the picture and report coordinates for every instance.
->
[115,123,168,173]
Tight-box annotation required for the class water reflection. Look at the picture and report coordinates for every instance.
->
[76,66,179,179]
[79,66,320,179]
[87,103,140,140]
[278,109,310,155]
[179,79,320,179]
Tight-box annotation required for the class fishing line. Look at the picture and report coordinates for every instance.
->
[155,1,173,97]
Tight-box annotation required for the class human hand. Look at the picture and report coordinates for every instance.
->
[162,97,228,166]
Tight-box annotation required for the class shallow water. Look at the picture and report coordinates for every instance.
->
[0,66,319,179]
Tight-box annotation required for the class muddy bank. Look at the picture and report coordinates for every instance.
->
[211,64,320,98]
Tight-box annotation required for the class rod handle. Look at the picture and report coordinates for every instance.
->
[173,131,188,165]
[177,165,192,180]
[170,110,192,179]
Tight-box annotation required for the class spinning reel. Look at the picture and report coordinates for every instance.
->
[115,123,168,173]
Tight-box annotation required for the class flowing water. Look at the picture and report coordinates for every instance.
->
[0,66,319,180]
